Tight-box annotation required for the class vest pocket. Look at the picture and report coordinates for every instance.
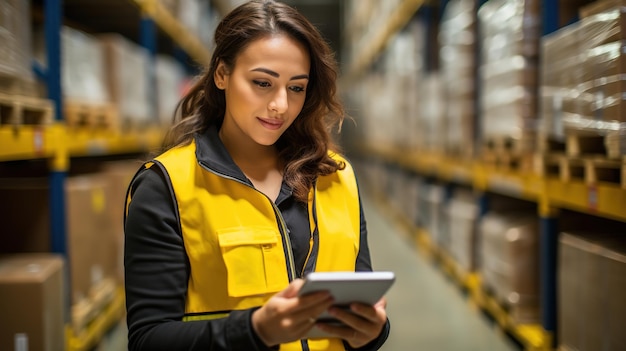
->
[218,227,289,297]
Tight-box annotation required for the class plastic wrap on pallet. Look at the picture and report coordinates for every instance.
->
[540,22,584,141]
[0,0,33,80]
[446,189,478,276]
[479,211,540,323]
[155,55,186,127]
[419,74,445,152]
[557,2,626,136]
[440,0,476,156]
[60,27,109,104]
[99,34,152,124]
[559,232,626,351]
[478,0,540,141]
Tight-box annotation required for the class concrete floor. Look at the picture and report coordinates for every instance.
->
[362,192,521,351]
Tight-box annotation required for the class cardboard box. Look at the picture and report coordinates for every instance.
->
[0,254,65,351]
[0,175,119,305]
[559,232,626,351]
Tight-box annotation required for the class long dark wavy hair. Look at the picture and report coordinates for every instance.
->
[164,0,345,203]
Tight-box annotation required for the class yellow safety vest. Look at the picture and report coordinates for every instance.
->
[149,139,361,350]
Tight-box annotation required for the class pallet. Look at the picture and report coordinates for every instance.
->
[65,102,120,130]
[0,92,53,126]
[71,278,117,335]
[534,154,625,188]
[483,151,535,174]
[540,130,626,159]
[0,74,42,97]
[483,134,537,155]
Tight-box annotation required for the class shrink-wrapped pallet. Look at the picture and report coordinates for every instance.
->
[61,27,110,104]
[419,73,445,152]
[447,189,478,276]
[418,183,447,250]
[155,55,186,127]
[559,232,626,351]
[440,0,477,157]
[539,22,583,141]
[0,0,35,92]
[478,0,540,147]
[479,211,540,323]
[99,34,152,125]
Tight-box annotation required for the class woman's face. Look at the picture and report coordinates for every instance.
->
[216,34,311,147]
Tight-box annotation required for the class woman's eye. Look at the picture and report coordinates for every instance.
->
[290,86,305,93]
[253,80,271,88]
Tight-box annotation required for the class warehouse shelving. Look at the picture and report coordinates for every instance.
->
[0,0,211,349]
[340,0,425,86]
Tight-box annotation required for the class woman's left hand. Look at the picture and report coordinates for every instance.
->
[315,297,387,348]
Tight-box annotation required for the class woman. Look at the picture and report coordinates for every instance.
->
[124,1,390,350]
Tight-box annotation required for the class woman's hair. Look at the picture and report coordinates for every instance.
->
[165,0,345,203]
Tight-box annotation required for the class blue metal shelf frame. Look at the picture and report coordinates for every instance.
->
[140,15,158,122]
[542,0,559,35]
[45,0,68,258]
[540,216,558,347]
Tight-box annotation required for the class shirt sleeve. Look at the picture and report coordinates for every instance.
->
[350,180,391,350]
[124,166,274,351]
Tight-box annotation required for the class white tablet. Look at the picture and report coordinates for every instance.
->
[298,271,395,339]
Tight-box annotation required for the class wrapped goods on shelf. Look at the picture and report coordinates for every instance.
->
[478,0,540,144]
[155,55,186,127]
[559,232,626,351]
[540,22,583,140]
[418,183,447,249]
[99,34,152,125]
[419,73,445,152]
[0,254,65,351]
[564,1,626,142]
[479,211,540,323]
[446,189,479,276]
[439,0,477,156]
[384,29,422,149]
[60,27,109,104]
[343,0,404,64]
[0,0,34,85]
[360,73,396,146]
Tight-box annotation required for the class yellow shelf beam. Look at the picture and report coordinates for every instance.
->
[66,127,164,157]
[0,125,63,161]
[132,0,212,64]
[342,0,425,85]
[357,143,626,222]
[66,288,125,351]
[0,125,164,163]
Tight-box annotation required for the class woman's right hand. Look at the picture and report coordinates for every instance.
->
[251,279,334,347]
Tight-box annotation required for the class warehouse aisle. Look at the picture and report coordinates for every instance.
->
[361,192,520,351]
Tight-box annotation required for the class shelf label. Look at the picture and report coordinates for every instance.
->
[588,185,598,211]
[14,333,28,351]
[33,128,43,155]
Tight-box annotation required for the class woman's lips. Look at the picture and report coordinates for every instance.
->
[258,117,283,130]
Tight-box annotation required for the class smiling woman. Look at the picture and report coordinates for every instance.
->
[123,1,391,351]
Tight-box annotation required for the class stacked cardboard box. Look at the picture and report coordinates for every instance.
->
[0,254,65,351]
[440,0,477,157]
[0,168,136,334]
[540,22,582,141]
[559,232,626,351]
[99,34,152,126]
[0,0,36,95]
[478,0,540,147]
[479,211,540,323]
[446,189,478,276]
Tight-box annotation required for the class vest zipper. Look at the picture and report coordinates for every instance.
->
[198,161,298,281]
